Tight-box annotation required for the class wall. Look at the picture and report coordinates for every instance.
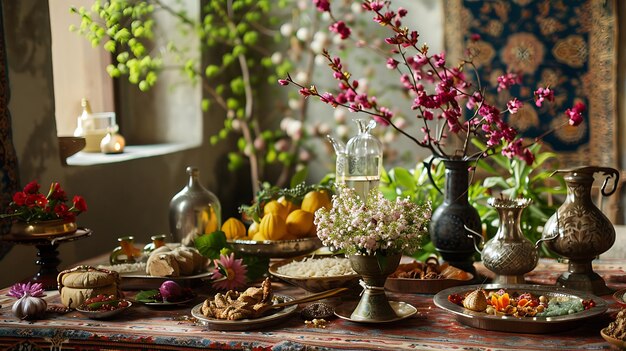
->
[0,0,250,288]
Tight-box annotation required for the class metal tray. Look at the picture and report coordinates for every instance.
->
[191,294,297,331]
[228,237,322,258]
[433,284,607,333]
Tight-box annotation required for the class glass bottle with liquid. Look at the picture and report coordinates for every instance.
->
[344,118,383,200]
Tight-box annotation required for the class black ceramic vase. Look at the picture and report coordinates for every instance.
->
[429,159,481,275]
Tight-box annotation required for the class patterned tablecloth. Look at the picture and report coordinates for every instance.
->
[0,258,625,351]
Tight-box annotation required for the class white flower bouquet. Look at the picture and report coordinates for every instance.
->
[314,186,431,256]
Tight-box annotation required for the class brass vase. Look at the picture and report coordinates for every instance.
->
[10,218,77,238]
[348,253,401,322]
[538,166,619,295]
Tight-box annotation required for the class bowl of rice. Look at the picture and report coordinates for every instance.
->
[269,255,360,292]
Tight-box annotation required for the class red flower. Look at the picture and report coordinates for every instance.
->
[12,192,26,206]
[73,196,88,212]
[1,181,87,222]
[23,181,40,195]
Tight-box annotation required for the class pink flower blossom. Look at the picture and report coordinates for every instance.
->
[278,79,289,86]
[507,98,523,114]
[386,58,399,69]
[497,72,521,92]
[565,101,586,126]
[313,0,330,12]
[329,21,351,40]
[534,87,554,107]
[212,253,247,291]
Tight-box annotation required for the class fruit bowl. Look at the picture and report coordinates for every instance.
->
[269,255,359,292]
[228,237,322,258]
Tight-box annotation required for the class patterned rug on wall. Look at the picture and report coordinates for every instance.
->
[444,0,618,168]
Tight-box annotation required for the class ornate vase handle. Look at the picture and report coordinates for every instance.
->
[464,225,483,254]
[425,157,443,195]
[551,166,620,196]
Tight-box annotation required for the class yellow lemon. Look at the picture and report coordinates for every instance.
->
[277,196,300,214]
[263,200,288,219]
[301,190,332,214]
[286,209,314,238]
[252,231,268,241]
[202,206,219,234]
[248,221,259,237]
[221,217,246,240]
[259,213,287,240]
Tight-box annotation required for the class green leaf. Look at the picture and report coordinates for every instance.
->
[194,231,228,259]
[392,167,415,191]
[290,168,308,188]
[135,289,160,303]
[241,255,269,282]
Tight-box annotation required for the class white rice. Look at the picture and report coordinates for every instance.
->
[97,262,147,274]
[276,257,355,277]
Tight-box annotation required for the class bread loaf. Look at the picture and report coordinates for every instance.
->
[145,246,206,277]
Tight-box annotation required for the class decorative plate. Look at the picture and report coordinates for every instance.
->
[228,237,322,258]
[434,284,607,334]
[334,301,417,324]
[140,297,196,307]
[190,294,297,331]
[385,273,474,294]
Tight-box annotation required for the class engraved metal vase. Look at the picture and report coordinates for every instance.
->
[429,159,481,276]
[169,166,222,247]
[349,253,401,322]
[470,198,538,284]
[538,166,619,295]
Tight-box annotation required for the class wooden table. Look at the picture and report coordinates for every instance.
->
[0,258,624,350]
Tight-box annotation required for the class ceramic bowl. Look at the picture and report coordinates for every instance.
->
[76,300,132,319]
[269,255,359,292]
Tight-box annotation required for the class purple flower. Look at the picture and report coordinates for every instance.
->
[565,102,586,126]
[534,87,555,107]
[507,98,523,114]
[329,21,351,40]
[7,282,45,299]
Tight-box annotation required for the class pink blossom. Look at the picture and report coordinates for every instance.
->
[470,33,481,42]
[329,21,351,40]
[534,87,555,107]
[507,98,523,114]
[298,88,312,97]
[386,58,399,69]
[278,79,289,86]
[497,72,521,92]
[212,253,247,291]
[313,0,330,12]
[433,53,445,67]
[565,101,586,126]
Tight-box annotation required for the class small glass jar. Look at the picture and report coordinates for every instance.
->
[143,234,167,254]
[110,236,141,265]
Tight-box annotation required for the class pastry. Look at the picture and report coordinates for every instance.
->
[57,265,122,309]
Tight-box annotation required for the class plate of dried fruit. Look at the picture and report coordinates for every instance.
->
[385,257,473,294]
[434,284,607,333]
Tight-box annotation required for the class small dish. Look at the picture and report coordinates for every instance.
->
[190,294,297,331]
[613,288,626,307]
[334,301,417,323]
[269,255,359,292]
[385,274,473,294]
[76,300,132,319]
[228,237,322,258]
[142,297,196,307]
[601,328,626,349]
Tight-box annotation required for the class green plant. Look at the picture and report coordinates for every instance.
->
[471,140,566,257]
[69,0,326,195]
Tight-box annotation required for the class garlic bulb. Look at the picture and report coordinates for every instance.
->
[12,293,47,319]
